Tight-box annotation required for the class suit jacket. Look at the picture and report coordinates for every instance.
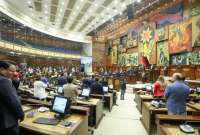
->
[91,82,104,95]
[164,81,190,114]
[57,76,67,86]
[0,75,24,129]
[63,83,78,102]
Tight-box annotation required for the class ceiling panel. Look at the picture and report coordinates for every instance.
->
[2,0,132,40]
[81,2,91,12]
[67,0,77,9]
[34,1,42,12]
[102,0,113,7]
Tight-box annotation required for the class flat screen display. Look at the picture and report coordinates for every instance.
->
[103,86,109,92]
[109,85,113,89]
[81,88,90,97]
[146,85,152,91]
[81,57,92,65]
[197,87,200,93]
[58,87,63,94]
[52,96,67,114]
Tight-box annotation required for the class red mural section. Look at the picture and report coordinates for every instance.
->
[169,18,192,54]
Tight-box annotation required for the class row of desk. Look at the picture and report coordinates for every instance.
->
[19,85,117,135]
[21,105,88,135]
[134,91,200,135]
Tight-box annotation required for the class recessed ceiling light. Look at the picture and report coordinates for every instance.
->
[44,5,48,9]
[73,12,76,15]
[76,6,80,9]
[122,3,126,8]
[137,0,141,2]
[94,3,98,7]
[27,0,31,5]
[61,2,64,5]
[44,11,48,14]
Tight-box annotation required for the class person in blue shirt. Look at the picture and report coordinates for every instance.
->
[120,79,127,100]
[164,73,190,115]
[57,73,66,86]
[41,74,48,84]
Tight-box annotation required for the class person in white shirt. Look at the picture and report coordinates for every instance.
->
[34,75,47,100]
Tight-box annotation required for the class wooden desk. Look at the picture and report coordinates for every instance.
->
[158,125,199,135]
[132,83,152,93]
[21,97,89,115]
[187,103,200,111]
[20,111,88,135]
[141,102,196,135]
[22,105,33,113]
[90,93,113,112]
[76,98,104,128]
[186,80,200,88]
[136,94,154,113]
[156,115,200,135]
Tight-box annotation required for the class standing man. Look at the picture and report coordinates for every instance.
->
[0,60,24,135]
[164,73,190,115]
[120,79,127,100]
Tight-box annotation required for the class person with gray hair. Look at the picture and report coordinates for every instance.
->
[164,73,190,115]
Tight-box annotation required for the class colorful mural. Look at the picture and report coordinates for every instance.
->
[156,26,168,41]
[188,51,200,65]
[192,15,200,47]
[139,23,157,64]
[170,53,188,65]
[127,31,138,48]
[150,3,183,28]
[169,18,192,54]
[157,41,169,66]
[188,5,200,17]
[111,45,118,64]
[126,53,138,66]
[118,53,126,66]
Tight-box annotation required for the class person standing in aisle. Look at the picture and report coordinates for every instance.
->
[120,79,127,100]
[164,73,190,115]
[0,60,24,135]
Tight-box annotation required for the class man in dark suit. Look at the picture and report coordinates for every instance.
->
[57,73,66,86]
[90,78,104,95]
[0,60,24,135]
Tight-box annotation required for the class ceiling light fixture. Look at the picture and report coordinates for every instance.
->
[44,5,48,9]
[27,0,31,5]
[137,0,142,2]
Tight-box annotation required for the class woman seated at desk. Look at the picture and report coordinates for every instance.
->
[34,74,47,100]
[153,76,165,98]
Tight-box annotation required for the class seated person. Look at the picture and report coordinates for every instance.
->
[34,74,48,100]
[57,73,66,86]
[63,76,78,103]
[41,74,48,85]
[90,78,104,95]
[99,77,108,87]
[153,76,165,97]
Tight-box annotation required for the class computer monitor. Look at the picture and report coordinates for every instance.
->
[109,85,113,89]
[103,86,109,93]
[196,87,200,95]
[57,86,63,94]
[81,88,91,98]
[51,96,71,117]
[146,85,153,95]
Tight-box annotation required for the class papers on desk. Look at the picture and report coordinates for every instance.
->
[22,105,32,112]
